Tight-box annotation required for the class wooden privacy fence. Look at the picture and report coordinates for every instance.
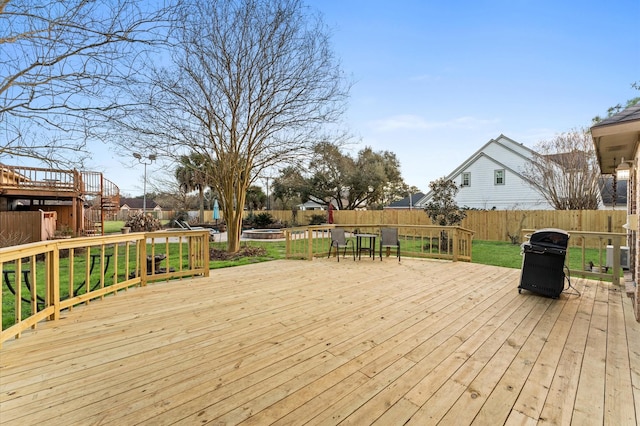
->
[284,224,473,262]
[263,209,627,242]
[0,211,57,245]
[113,208,625,242]
[0,230,210,346]
[462,210,627,243]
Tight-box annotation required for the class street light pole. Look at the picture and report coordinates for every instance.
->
[266,176,270,210]
[261,175,271,210]
[133,153,156,214]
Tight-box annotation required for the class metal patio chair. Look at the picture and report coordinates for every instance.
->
[328,228,355,261]
[380,227,400,261]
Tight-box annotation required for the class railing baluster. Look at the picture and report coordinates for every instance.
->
[1,230,210,345]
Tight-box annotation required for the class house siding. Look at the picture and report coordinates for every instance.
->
[418,135,554,210]
[455,156,550,209]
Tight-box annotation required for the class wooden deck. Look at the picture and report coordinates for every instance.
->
[1,259,638,425]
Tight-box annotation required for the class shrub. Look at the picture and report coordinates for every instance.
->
[243,212,256,229]
[308,213,326,225]
[254,212,274,228]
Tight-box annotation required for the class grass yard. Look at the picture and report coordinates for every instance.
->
[212,238,615,279]
[103,220,126,233]
[471,239,622,280]
[103,220,171,234]
[1,242,198,329]
[2,237,621,329]
[472,239,523,268]
[209,240,286,268]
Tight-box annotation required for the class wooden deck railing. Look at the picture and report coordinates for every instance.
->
[522,229,627,286]
[0,165,79,191]
[0,164,120,199]
[0,230,210,346]
[285,224,474,262]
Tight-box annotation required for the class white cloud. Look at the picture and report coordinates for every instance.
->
[370,115,499,132]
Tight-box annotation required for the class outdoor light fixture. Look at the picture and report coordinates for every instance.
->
[133,152,157,214]
[616,157,632,181]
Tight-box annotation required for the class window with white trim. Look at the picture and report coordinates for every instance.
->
[494,169,505,185]
[461,172,470,187]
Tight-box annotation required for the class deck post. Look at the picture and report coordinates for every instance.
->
[140,238,148,286]
[452,228,458,262]
[612,234,621,287]
[285,231,291,259]
[48,246,61,320]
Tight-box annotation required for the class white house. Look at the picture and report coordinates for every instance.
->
[297,200,326,211]
[416,135,553,210]
[119,197,162,215]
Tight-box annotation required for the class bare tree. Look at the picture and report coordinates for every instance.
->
[117,0,349,252]
[521,129,601,210]
[147,176,197,212]
[0,0,172,166]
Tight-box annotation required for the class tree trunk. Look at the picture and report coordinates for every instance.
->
[225,205,247,253]
[221,179,248,253]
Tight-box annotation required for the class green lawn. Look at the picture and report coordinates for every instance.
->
[212,239,522,268]
[209,240,286,268]
[2,243,196,329]
[471,240,523,268]
[2,237,620,329]
[188,237,614,272]
[471,239,620,279]
[102,220,171,234]
[103,220,125,233]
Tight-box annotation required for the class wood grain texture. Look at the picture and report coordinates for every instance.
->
[0,259,637,425]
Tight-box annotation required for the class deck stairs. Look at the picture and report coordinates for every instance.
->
[81,172,120,236]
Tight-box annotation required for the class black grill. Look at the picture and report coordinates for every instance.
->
[518,228,569,299]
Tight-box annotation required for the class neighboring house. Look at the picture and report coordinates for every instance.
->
[385,192,425,209]
[120,197,162,215]
[297,200,325,211]
[415,135,554,210]
[591,102,639,321]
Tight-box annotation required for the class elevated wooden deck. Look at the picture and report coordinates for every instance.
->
[0,165,121,237]
[1,259,638,425]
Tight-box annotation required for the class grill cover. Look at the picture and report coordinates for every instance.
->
[527,228,569,249]
[518,229,570,299]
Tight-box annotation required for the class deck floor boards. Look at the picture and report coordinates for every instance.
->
[0,258,637,425]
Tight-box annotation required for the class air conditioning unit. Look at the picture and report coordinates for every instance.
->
[606,245,630,270]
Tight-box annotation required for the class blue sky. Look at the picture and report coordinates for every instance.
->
[299,0,640,191]
[93,0,639,195]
